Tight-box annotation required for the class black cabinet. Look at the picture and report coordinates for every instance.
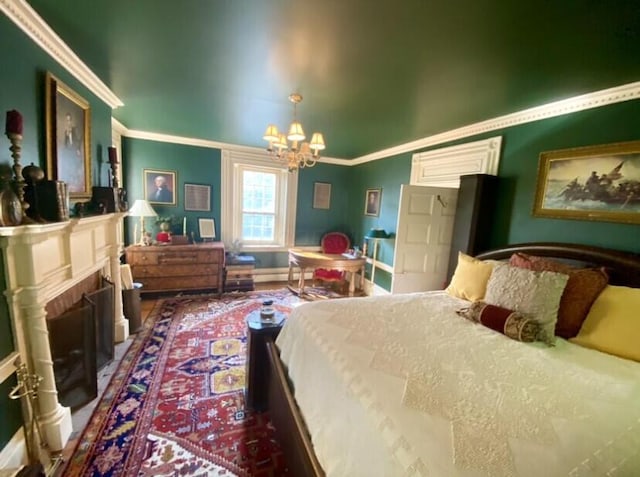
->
[447,174,499,282]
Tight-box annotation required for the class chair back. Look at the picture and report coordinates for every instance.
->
[321,232,350,254]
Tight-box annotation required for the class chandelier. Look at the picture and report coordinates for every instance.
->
[263,93,325,171]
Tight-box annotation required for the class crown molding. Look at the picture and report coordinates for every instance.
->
[352,81,640,164]
[0,0,123,108]
[114,80,640,167]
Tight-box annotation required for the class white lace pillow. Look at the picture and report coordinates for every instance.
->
[484,263,569,345]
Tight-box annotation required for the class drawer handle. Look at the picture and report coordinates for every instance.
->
[159,253,199,264]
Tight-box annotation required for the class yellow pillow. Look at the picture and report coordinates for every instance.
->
[570,285,640,362]
[445,252,494,301]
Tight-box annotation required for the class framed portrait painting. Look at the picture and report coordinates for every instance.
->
[45,72,91,199]
[364,188,382,216]
[533,140,640,224]
[144,169,177,206]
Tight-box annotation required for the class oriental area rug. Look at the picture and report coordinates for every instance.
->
[62,289,304,477]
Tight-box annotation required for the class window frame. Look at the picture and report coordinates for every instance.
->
[221,149,298,251]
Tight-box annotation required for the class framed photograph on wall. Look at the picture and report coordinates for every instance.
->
[144,169,177,206]
[533,140,640,224]
[45,72,92,199]
[313,182,331,209]
[364,188,382,216]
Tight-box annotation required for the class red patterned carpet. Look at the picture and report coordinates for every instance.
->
[62,290,303,476]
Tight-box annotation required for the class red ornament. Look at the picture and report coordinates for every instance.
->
[5,110,23,135]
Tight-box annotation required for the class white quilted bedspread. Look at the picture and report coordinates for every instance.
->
[275,291,640,477]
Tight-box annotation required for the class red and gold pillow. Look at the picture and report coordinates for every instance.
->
[509,253,608,339]
[457,301,539,342]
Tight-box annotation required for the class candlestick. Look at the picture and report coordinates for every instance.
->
[107,146,119,188]
[6,131,31,223]
[183,216,187,235]
[5,110,23,135]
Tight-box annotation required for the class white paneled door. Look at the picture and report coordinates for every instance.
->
[391,185,458,293]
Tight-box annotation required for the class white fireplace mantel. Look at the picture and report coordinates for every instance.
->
[0,212,127,460]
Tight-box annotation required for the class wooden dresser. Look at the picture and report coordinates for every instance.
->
[125,242,225,295]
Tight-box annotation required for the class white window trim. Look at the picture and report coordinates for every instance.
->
[221,149,298,252]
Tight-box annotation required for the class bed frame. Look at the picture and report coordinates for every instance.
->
[265,242,640,477]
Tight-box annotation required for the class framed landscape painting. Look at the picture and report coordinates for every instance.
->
[45,72,92,199]
[533,140,640,224]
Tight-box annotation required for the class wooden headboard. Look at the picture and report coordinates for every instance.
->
[475,242,640,288]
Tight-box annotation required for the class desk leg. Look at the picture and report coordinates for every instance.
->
[298,267,306,294]
[348,271,356,296]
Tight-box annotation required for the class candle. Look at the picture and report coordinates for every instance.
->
[108,146,118,164]
[5,110,23,135]
[183,217,187,235]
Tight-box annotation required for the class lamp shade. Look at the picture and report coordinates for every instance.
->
[128,199,158,217]
[310,133,326,151]
[263,124,279,142]
[365,228,389,239]
[287,121,305,141]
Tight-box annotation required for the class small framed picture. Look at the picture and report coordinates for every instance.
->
[144,169,177,206]
[313,182,331,209]
[198,218,216,240]
[364,188,382,216]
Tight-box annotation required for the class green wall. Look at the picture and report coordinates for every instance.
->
[122,138,222,243]
[1,14,114,450]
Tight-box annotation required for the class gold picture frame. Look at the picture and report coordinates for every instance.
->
[144,169,177,206]
[45,72,92,199]
[533,140,640,224]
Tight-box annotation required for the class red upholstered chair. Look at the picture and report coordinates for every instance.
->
[313,232,351,286]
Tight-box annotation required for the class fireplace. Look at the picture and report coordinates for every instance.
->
[46,276,115,409]
[0,213,127,462]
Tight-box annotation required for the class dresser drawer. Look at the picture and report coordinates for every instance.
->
[136,275,219,292]
[131,264,218,278]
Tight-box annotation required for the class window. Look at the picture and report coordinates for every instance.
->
[221,150,298,250]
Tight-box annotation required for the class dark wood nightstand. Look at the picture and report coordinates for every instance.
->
[245,309,286,411]
[225,254,256,292]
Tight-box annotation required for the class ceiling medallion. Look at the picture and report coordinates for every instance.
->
[263,93,325,172]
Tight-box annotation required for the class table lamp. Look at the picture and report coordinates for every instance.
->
[128,199,157,245]
[364,228,390,286]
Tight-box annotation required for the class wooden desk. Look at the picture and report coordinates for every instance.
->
[287,249,366,297]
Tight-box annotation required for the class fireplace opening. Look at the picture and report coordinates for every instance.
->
[46,275,115,409]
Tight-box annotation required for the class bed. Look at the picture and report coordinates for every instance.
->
[266,242,640,476]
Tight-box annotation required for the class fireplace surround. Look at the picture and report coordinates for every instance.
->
[0,212,126,465]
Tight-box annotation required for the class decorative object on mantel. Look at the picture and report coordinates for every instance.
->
[107,146,119,188]
[128,199,158,245]
[4,109,31,224]
[22,162,46,222]
[263,93,326,172]
[0,163,23,226]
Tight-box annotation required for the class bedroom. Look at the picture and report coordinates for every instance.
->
[1,0,639,474]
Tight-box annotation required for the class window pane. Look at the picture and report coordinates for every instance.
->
[243,170,276,213]
[242,213,274,241]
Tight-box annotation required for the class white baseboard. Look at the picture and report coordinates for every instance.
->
[0,428,27,471]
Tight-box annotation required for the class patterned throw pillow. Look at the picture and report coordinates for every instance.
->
[509,253,609,338]
[457,301,539,342]
[484,263,569,345]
